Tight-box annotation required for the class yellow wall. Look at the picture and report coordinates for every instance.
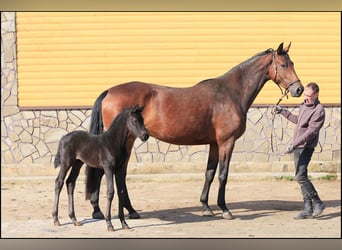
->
[16,12,340,108]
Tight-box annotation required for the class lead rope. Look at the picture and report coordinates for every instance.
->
[270,88,289,152]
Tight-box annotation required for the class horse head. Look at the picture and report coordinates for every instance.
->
[127,105,149,142]
[269,42,304,97]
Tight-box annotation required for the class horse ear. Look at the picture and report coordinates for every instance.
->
[283,42,291,53]
[277,42,284,55]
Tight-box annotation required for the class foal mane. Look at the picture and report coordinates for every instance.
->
[107,108,130,131]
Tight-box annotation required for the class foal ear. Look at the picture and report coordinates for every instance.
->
[131,105,144,113]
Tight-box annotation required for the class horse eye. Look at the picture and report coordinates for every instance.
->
[281,63,287,68]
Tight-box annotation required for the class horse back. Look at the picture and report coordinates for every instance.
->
[102,81,220,144]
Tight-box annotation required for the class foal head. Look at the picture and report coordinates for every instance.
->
[268,42,304,97]
[126,105,149,142]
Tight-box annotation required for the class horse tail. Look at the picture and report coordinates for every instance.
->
[89,89,107,135]
[85,90,107,200]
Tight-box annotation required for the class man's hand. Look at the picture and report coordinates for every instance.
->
[273,106,283,114]
[284,145,294,154]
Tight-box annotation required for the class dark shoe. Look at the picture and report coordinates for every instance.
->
[312,201,325,217]
[294,210,313,219]
[294,199,313,220]
[312,193,325,217]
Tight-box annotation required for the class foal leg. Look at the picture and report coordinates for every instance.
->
[217,139,235,220]
[115,167,130,230]
[66,160,83,226]
[200,144,219,216]
[104,168,115,231]
[52,164,70,226]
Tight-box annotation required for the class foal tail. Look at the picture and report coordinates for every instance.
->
[54,146,61,169]
[85,90,108,200]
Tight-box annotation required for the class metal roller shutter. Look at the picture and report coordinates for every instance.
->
[16,12,340,108]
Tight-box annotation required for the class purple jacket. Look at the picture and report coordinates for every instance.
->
[280,99,325,149]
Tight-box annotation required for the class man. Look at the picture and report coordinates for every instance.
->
[275,82,325,219]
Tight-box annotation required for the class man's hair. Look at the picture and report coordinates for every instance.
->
[306,82,320,93]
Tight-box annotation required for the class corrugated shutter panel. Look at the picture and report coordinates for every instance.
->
[16,12,340,108]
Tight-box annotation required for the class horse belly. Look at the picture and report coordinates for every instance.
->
[145,100,216,145]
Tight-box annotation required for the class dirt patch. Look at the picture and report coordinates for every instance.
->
[1,174,340,238]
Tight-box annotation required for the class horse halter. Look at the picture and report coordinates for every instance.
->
[270,50,301,153]
[271,50,301,99]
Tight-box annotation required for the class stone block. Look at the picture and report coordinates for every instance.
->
[44,128,68,143]
[21,111,35,120]
[3,106,18,116]
[18,143,36,158]
[187,145,207,155]
[190,151,208,163]
[1,150,14,163]
[57,110,68,122]
[136,152,153,163]
[158,142,170,154]
[318,151,333,161]
[68,112,82,126]
[134,140,148,153]
[19,130,32,143]
[36,140,50,157]
[40,116,58,127]
[46,142,59,155]
[165,151,183,162]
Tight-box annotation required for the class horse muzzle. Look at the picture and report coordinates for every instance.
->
[288,80,304,97]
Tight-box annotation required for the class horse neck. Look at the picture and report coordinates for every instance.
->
[103,111,129,149]
[223,52,272,114]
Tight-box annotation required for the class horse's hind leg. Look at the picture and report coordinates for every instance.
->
[86,167,105,219]
[200,144,219,216]
[66,160,83,226]
[52,163,69,226]
[119,138,140,219]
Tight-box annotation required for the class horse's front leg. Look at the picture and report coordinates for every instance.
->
[200,144,219,216]
[104,168,115,231]
[66,160,83,226]
[217,139,235,220]
[115,166,130,230]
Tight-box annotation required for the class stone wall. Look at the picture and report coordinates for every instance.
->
[1,12,340,176]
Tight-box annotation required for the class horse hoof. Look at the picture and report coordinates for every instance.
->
[129,212,141,219]
[222,211,234,220]
[74,221,82,226]
[92,211,105,220]
[107,226,115,232]
[54,221,61,226]
[202,210,214,217]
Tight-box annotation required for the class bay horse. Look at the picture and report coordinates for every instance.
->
[86,42,304,220]
[52,105,149,231]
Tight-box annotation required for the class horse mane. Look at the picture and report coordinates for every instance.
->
[219,48,275,79]
[197,48,276,85]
